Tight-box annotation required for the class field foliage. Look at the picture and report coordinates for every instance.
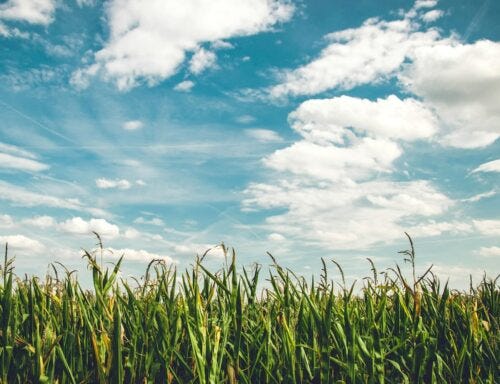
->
[0,234,498,383]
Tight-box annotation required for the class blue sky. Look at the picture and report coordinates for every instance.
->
[0,0,499,287]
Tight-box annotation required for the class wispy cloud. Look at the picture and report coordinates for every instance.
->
[0,181,108,217]
[245,129,283,143]
[471,159,500,173]
[0,142,48,172]
[134,216,165,226]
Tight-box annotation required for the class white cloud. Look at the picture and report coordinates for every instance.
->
[76,0,294,90]
[268,9,445,99]
[268,233,285,242]
[476,246,500,258]
[76,0,95,7]
[0,0,56,26]
[289,95,438,144]
[123,228,140,239]
[245,129,283,143]
[408,220,473,237]
[264,138,401,182]
[243,90,453,250]
[0,142,48,172]
[0,214,14,228]
[134,216,165,226]
[23,215,55,228]
[400,40,500,148]
[0,181,88,211]
[108,247,176,263]
[461,190,497,203]
[414,0,438,9]
[0,142,36,159]
[0,152,49,172]
[473,220,500,236]
[174,243,225,259]
[95,178,132,190]
[122,120,144,130]
[471,159,500,174]
[174,80,195,92]
[69,63,99,89]
[431,264,486,289]
[59,217,120,239]
[421,9,443,23]
[189,47,217,74]
[236,114,256,124]
[244,179,452,250]
[264,3,498,151]
[0,234,44,253]
[211,40,234,50]
[136,179,146,186]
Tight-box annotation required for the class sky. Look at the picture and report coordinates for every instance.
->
[0,0,499,288]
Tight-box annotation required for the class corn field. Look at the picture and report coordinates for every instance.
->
[0,235,498,383]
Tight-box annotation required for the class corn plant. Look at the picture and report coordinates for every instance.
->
[0,235,498,383]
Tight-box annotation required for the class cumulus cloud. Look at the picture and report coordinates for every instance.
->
[267,7,445,99]
[23,215,55,228]
[268,233,285,242]
[431,264,486,289]
[189,47,217,74]
[408,220,473,237]
[243,91,453,250]
[476,246,500,258]
[288,95,438,144]
[264,138,401,182]
[123,228,140,239]
[95,178,132,190]
[245,129,283,143]
[473,220,500,236]
[421,9,444,23]
[400,40,500,148]
[174,80,195,92]
[59,217,120,239]
[413,0,438,9]
[122,120,144,130]
[75,0,294,90]
[244,179,452,250]
[0,234,44,253]
[263,2,499,150]
[0,214,14,228]
[471,159,500,174]
[0,0,56,26]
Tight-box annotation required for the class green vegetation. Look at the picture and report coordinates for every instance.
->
[0,234,498,383]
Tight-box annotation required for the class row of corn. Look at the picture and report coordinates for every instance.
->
[0,236,498,383]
